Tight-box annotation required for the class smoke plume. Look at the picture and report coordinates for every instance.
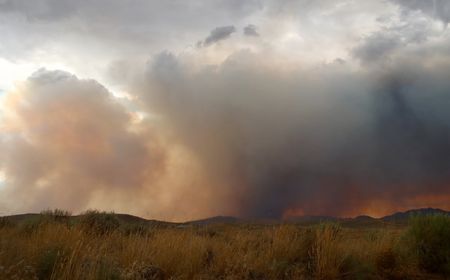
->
[1,18,450,219]
[131,48,450,218]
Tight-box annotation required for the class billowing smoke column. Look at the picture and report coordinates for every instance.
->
[1,51,450,220]
[137,50,450,218]
[2,0,450,221]
[0,70,165,216]
[0,68,238,220]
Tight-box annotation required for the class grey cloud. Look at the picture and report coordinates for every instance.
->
[0,0,261,23]
[353,33,403,64]
[0,0,260,59]
[0,0,78,20]
[353,18,435,64]
[202,25,237,46]
[392,0,450,23]
[243,24,259,36]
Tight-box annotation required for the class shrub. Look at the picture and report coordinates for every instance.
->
[17,210,71,235]
[375,249,397,278]
[96,258,121,280]
[20,218,46,235]
[40,209,71,219]
[0,217,14,229]
[36,246,63,279]
[78,210,121,235]
[0,262,38,280]
[122,263,167,280]
[122,223,151,237]
[375,249,396,272]
[40,209,72,225]
[339,254,374,280]
[407,214,450,276]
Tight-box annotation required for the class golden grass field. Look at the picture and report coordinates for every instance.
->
[0,211,448,280]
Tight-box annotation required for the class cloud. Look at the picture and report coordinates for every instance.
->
[392,0,450,24]
[243,24,259,37]
[0,1,260,60]
[353,33,403,63]
[202,25,237,46]
[353,16,435,64]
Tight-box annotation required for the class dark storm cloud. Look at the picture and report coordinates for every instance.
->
[392,0,450,24]
[202,25,237,46]
[243,24,259,37]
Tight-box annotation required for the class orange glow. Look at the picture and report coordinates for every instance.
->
[283,192,450,219]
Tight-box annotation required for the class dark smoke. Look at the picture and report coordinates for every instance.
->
[137,50,450,218]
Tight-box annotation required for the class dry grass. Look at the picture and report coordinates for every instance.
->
[0,213,448,279]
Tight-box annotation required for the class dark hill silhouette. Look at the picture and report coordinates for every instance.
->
[3,213,41,223]
[184,216,240,225]
[381,208,449,222]
[1,208,448,226]
[2,212,176,228]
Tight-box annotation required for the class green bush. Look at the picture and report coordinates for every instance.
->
[407,214,450,275]
[79,210,121,235]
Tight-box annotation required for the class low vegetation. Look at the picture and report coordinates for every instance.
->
[406,214,450,276]
[0,210,448,279]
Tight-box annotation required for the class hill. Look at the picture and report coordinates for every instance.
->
[184,215,240,226]
[2,208,449,227]
[1,212,175,228]
[381,208,449,223]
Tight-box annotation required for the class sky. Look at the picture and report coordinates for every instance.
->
[0,0,450,221]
